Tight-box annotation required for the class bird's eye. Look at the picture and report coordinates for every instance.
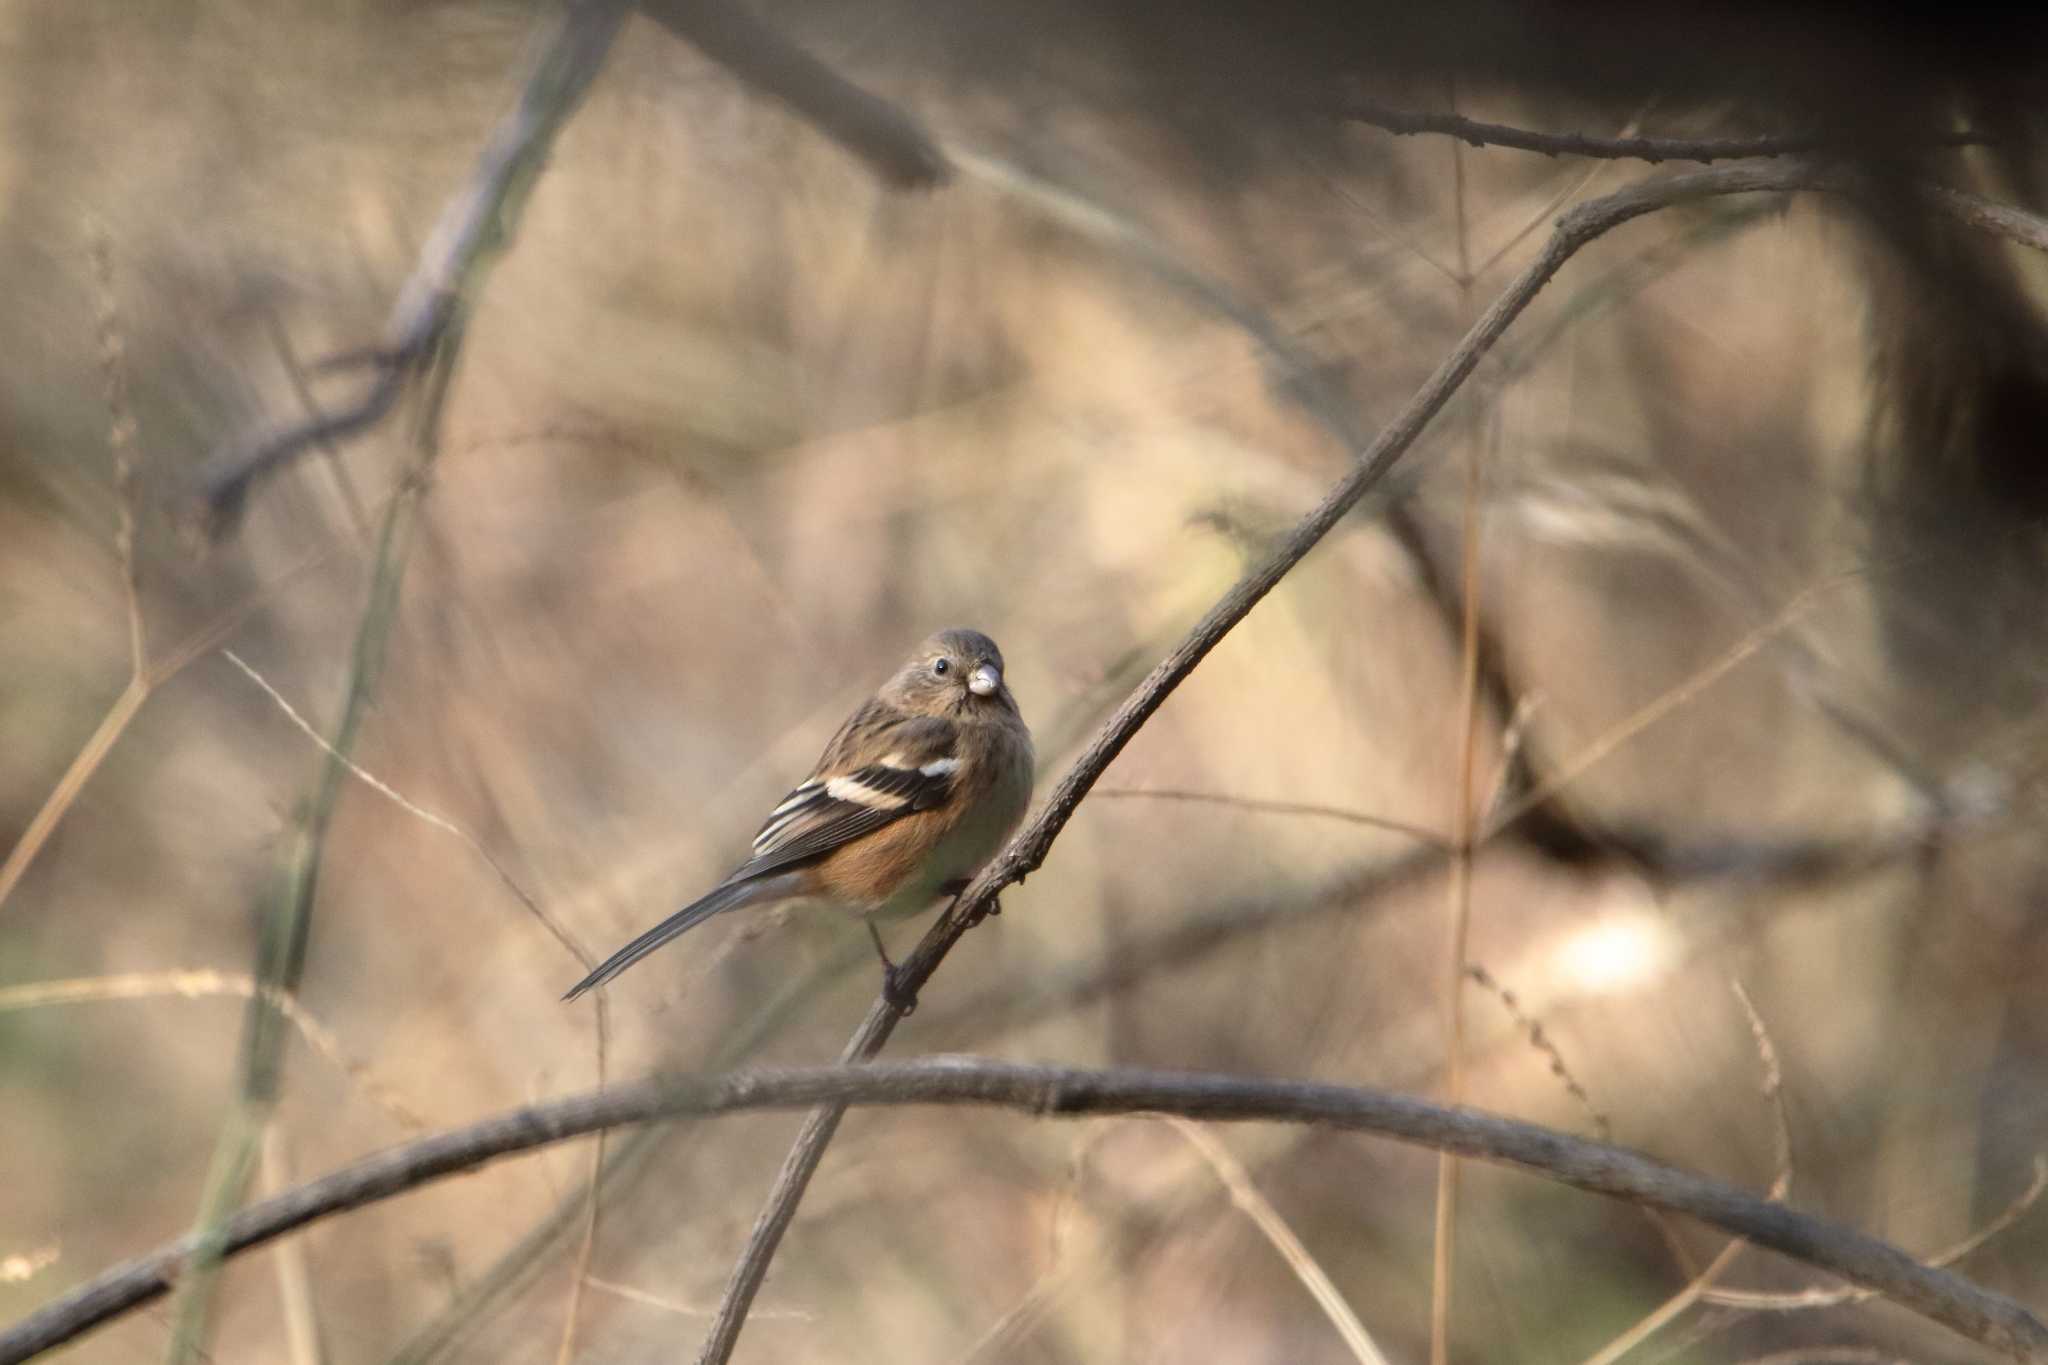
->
[932,658,951,676]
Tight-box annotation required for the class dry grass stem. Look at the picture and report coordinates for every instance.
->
[1465,963,1613,1139]
[260,1128,327,1365]
[1731,981,1793,1201]
[1703,1155,2048,1312]
[1487,566,1873,837]
[1578,980,1797,1364]
[0,971,426,1132]
[1432,146,1488,1364]
[217,646,614,1356]
[581,1278,811,1322]
[1163,1117,1394,1365]
[0,495,394,917]
[1092,788,1447,847]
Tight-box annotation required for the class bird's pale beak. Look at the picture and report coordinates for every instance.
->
[968,662,1001,697]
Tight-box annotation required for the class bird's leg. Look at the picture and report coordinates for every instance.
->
[867,921,917,1014]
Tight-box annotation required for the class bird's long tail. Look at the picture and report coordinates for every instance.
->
[562,873,800,1000]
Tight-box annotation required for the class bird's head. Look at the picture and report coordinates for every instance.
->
[886,628,1017,717]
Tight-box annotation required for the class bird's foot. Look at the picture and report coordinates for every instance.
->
[869,921,918,1013]
[882,963,919,1015]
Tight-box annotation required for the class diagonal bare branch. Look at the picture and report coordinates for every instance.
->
[690,157,1893,1365]
[637,0,948,188]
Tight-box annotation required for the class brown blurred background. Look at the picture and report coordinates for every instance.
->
[6,2,2048,1361]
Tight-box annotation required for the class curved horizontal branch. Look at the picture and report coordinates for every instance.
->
[1336,99,1991,164]
[4,1059,2043,1365]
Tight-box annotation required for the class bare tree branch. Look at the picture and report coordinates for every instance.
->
[5,1059,2045,1365]
[637,0,949,188]
[188,0,633,534]
[192,0,957,534]
[697,156,2001,1364]
[1335,99,1990,164]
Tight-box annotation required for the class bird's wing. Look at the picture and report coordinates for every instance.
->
[724,707,960,883]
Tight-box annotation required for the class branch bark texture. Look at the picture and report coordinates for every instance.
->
[6,1059,2044,1365]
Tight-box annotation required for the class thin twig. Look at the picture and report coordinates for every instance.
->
[1092,788,1446,847]
[1465,963,1612,1140]
[1731,982,1793,1202]
[0,678,148,914]
[0,233,153,918]
[1579,984,1794,1365]
[581,1278,811,1321]
[0,475,398,918]
[215,648,615,1365]
[1486,566,1873,837]
[8,1058,2048,1365]
[380,944,866,1365]
[217,650,589,967]
[1335,100,1989,165]
[1467,957,1706,1287]
[166,368,453,1365]
[1583,1240,1749,1365]
[1704,1155,2048,1313]
[1432,143,1488,1361]
[1470,104,1655,280]
[260,1128,327,1365]
[1163,1117,1393,1365]
[956,1123,1115,1363]
[690,158,1929,1365]
[260,306,373,540]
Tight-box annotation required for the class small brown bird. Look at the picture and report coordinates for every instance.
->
[564,629,1034,1006]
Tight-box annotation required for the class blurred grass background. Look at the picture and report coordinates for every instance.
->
[5,1,2048,1361]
